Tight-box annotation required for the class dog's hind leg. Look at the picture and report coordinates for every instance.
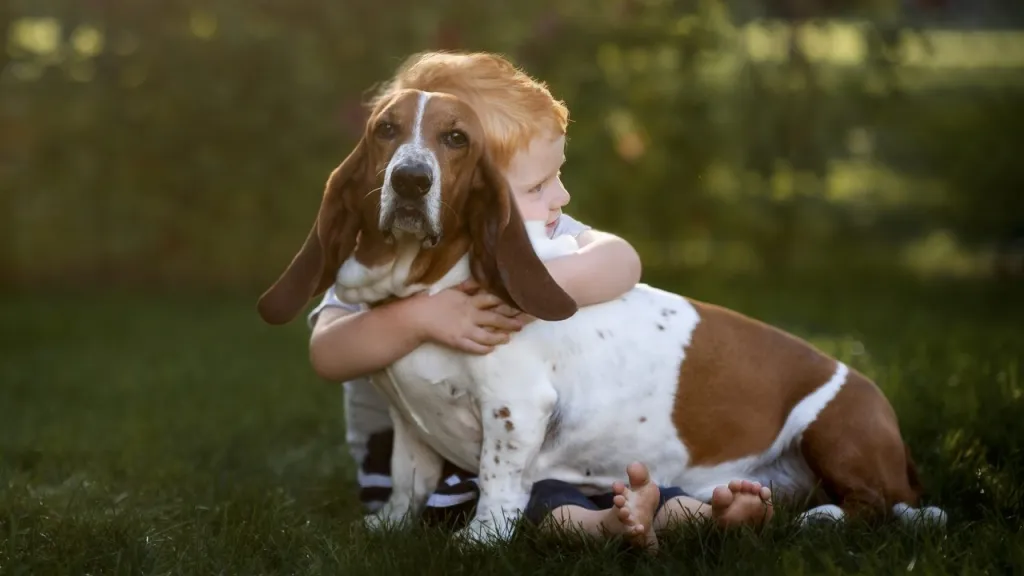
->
[796,370,946,528]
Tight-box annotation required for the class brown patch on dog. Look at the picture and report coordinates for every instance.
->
[672,299,838,466]
[799,368,921,518]
[351,230,398,270]
[504,420,515,432]
[405,236,473,287]
[639,416,647,423]
[493,406,511,419]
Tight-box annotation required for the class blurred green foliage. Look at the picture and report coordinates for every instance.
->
[2,0,1022,289]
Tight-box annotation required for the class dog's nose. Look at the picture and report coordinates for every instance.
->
[391,163,433,199]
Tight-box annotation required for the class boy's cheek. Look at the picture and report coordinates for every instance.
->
[509,193,545,220]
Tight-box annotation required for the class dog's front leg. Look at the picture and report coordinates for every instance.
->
[364,405,444,531]
[458,382,556,544]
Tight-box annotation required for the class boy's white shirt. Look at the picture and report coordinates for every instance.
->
[306,214,592,473]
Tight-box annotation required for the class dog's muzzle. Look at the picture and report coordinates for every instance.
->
[381,162,440,247]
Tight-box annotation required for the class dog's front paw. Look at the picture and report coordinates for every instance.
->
[362,512,389,532]
[362,504,412,533]
[455,517,499,545]
[455,512,517,545]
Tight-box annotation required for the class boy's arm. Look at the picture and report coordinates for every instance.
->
[543,229,642,307]
[309,300,430,383]
[309,286,524,383]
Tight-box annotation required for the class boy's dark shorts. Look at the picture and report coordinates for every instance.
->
[523,478,690,526]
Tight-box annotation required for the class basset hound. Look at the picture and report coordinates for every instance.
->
[257,88,947,543]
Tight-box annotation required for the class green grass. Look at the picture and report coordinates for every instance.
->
[1,272,1022,575]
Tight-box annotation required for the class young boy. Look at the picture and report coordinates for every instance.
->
[308,51,773,550]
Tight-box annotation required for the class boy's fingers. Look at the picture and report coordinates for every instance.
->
[491,304,521,318]
[477,311,522,332]
[471,292,505,309]
[454,279,480,294]
[455,338,493,355]
[469,327,510,347]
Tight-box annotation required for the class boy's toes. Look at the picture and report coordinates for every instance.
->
[625,462,652,487]
[612,481,627,497]
[616,506,631,524]
[711,485,735,513]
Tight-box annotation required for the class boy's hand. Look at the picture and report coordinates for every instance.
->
[456,280,538,327]
[408,280,525,355]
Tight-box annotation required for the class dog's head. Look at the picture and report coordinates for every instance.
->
[257,89,578,325]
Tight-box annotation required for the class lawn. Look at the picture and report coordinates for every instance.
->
[1,271,1022,575]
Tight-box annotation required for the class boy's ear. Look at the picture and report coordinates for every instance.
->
[466,151,577,322]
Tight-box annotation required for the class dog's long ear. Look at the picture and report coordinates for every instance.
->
[467,151,577,322]
[257,139,367,325]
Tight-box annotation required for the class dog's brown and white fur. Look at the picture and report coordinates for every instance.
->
[258,88,946,543]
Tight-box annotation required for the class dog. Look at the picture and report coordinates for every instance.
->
[257,88,947,543]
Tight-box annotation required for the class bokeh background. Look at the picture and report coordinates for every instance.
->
[1,1,1023,573]
[3,0,1024,288]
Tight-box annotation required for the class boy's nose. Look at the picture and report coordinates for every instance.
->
[551,181,570,208]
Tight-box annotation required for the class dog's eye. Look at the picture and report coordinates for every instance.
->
[442,130,468,149]
[375,121,398,140]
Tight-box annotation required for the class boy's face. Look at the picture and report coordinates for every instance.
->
[505,132,570,237]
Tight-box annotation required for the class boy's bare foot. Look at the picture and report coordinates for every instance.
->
[603,462,661,552]
[710,480,774,529]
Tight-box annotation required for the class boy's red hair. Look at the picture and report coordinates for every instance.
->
[369,51,569,169]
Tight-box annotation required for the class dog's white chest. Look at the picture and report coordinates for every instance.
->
[373,345,484,471]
